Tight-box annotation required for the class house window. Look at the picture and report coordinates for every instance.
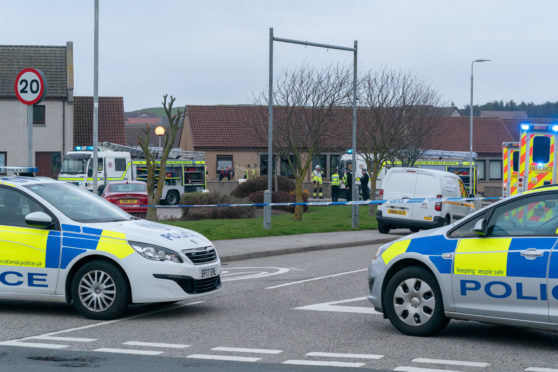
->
[216,155,233,180]
[33,105,45,125]
[280,155,296,178]
[330,155,341,177]
[489,160,502,180]
[476,160,485,181]
[312,155,327,178]
[260,155,277,176]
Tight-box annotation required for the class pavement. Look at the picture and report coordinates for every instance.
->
[213,229,409,262]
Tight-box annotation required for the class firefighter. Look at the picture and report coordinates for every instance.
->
[331,169,341,202]
[312,165,323,199]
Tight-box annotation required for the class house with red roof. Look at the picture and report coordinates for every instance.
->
[178,105,531,196]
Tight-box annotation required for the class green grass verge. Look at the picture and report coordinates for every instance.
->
[161,205,378,240]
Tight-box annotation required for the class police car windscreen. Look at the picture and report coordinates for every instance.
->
[60,154,90,174]
[25,183,131,223]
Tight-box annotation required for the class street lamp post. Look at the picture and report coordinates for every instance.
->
[155,125,165,150]
[469,58,490,196]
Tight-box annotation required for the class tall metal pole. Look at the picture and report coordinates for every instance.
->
[469,58,490,196]
[351,40,358,228]
[263,28,273,229]
[27,105,33,167]
[469,61,474,197]
[92,0,99,194]
[266,30,357,228]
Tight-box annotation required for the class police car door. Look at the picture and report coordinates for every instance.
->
[450,192,556,323]
[0,186,60,295]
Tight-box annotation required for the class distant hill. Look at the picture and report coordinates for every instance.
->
[462,100,558,118]
[127,106,185,119]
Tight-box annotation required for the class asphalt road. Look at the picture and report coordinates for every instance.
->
[1,244,558,371]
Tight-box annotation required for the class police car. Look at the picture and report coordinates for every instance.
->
[0,169,221,320]
[368,185,558,336]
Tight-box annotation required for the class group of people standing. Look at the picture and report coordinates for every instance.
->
[313,166,370,202]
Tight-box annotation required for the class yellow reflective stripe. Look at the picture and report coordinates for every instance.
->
[382,240,411,265]
[96,230,133,259]
[0,181,16,187]
[524,186,558,194]
[454,238,510,276]
[0,226,48,268]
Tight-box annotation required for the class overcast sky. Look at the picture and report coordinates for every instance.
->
[2,0,556,111]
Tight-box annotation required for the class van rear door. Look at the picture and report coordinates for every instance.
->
[412,172,438,222]
[382,170,417,221]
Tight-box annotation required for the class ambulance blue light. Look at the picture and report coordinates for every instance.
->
[520,124,530,131]
[552,125,558,132]
[74,146,82,151]
[86,146,94,150]
[538,163,544,168]
[346,149,353,154]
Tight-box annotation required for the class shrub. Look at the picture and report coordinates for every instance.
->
[231,175,295,198]
[180,192,255,220]
[247,190,308,212]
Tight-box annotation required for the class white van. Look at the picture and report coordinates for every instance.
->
[376,168,474,233]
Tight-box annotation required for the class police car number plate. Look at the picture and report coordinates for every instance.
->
[200,265,218,279]
[387,209,407,216]
[120,199,138,204]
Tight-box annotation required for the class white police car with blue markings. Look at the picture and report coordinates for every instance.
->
[0,174,221,320]
[368,184,558,336]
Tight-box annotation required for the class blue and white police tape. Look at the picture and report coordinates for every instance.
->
[131,196,502,208]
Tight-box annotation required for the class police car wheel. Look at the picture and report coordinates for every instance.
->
[383,266,448,336]
[71,261,129,320]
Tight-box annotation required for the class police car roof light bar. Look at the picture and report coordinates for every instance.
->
[0,166,38,176]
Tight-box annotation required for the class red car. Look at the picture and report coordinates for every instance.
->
[102,181,148,217]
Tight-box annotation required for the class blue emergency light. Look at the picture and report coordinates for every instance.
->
[86,146,94,150]
[520,123,530,131]
[0,166,38,176]
[552,125,558,132]
[74,146,82,151]
[346,149,353,154]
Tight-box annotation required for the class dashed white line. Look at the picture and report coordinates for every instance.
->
[307,351,383,359]
[283,360,365,368]
[211,347,282,354]
[94,348,163,356]
[265,268,367,289]
[0,340,68,349]
[395,367,461,372]
[32,336,97,342]
[123,341,190,349]
[413,358,489,368]
[526,368,558,372]
[187,354,261,362]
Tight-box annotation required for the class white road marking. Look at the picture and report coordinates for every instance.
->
[211,346,282,354]
[413,358,489,368]
[526,368,558,372]
[1,301,204,345]
[395,367,461,372]
[307,351,383,359]
[295,297,381,315]
[266,268,367,289]
[187,354,261,362]
[94,348,163,356]
[123,341,190,349]
[283,360,365,368]
[222,267,290,282]
[32,336,97,342]
[0,340,68,349]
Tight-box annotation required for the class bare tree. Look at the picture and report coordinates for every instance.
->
[137,95,183,221]
[358,69,440,215]
[255,65,352,221]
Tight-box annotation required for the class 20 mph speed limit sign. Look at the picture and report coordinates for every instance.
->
[14,68,46,105]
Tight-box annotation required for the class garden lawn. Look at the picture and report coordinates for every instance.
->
[162,205,377,240]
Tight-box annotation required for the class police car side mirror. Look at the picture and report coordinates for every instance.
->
[25,212,54,229]
[473,218,487,237]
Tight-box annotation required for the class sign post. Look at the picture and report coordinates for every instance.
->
[14,68,46,167]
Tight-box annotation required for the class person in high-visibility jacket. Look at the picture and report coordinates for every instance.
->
[331,170,341,202]
[312,165,323,199]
